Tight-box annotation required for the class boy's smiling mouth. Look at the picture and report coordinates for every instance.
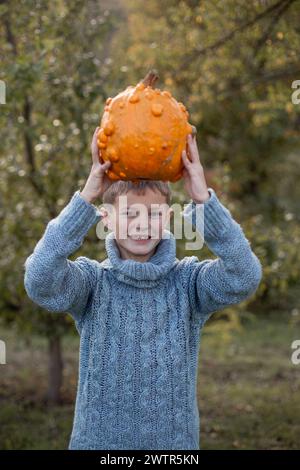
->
[129,233,152,243]
[130,235,151,240]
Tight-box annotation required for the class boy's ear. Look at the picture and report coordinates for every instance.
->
[99,206,110,228]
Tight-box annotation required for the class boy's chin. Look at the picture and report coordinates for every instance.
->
[124,237,160,254]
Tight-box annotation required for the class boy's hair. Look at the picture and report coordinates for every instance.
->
[102,180,172,206]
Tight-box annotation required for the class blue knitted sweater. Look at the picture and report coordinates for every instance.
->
[23,187,262,450]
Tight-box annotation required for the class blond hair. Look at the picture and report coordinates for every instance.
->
[102,180,172,206]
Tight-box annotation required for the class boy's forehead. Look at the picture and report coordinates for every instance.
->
[115,189,168,207]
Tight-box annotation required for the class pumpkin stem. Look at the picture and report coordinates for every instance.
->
[141,69,159,88]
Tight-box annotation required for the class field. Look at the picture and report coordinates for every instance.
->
[1,313,299,450]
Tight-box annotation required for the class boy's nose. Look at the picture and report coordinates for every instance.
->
[135,224,149,234]
[131,220,150,235]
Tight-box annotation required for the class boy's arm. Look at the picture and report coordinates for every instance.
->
[24,126,112,324]
[23,190,102,322]
[181,187,262,327]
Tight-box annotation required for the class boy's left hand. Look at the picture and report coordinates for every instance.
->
[181,133,210,203]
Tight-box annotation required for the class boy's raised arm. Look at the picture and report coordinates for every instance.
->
[24,127,112,323]
[179,132,262,327]
[181,187,262,327]
[23,191,102,321]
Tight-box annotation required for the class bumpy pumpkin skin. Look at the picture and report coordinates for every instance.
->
[97,73,194,182]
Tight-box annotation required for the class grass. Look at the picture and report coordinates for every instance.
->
[198,312,300,449]
[0,313,300,449]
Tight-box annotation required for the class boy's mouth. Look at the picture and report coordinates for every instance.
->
[129,234,152,242]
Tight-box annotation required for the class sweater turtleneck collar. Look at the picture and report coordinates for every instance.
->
[101,229,178,288]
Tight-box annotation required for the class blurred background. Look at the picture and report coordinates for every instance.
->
[1,0,300,449]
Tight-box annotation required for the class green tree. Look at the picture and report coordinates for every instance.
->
[0,0,122,403]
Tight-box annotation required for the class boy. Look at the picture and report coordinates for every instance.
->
[24,127,262,450]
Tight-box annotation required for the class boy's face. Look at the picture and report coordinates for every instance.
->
[100,187,173,261]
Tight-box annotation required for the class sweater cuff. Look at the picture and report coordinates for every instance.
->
[181,187,235,241]
[55,190,102,239]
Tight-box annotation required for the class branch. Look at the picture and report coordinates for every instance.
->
[253,0,296,58]
[218,62,300,101]
[252,63,300,84]
[0,0,18,55]
[179,0,294,70]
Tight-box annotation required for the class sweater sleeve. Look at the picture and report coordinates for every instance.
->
[181,187,263,328]
[23,190,102,322]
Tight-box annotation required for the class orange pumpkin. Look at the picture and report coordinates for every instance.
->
[97,69,196,183]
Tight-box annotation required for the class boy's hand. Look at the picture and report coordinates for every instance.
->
[80,127,113,204]
[181,133,210,203]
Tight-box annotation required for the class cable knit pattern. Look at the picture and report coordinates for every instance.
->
[23,187,262,450]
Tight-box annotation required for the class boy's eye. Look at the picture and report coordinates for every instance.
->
[150,211,162,218]
[123,210,138,217]
[121,209,163,217]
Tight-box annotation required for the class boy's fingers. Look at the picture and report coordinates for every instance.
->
[98,149,104,164]
[182,168,189,179]
[182,149,192,169]
[91,127,100,164]
[92,127,99,145]
[100,160,112,172]
[187,134,199,163]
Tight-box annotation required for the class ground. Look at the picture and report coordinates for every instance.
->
[0,313,299,449]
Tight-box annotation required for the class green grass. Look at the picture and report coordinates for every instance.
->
[1,313,300,449]
[198,313,300,449]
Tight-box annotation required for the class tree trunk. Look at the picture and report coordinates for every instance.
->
[47,336,63,405]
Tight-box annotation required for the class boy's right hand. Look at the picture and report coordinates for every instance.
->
[80,127,113,204]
